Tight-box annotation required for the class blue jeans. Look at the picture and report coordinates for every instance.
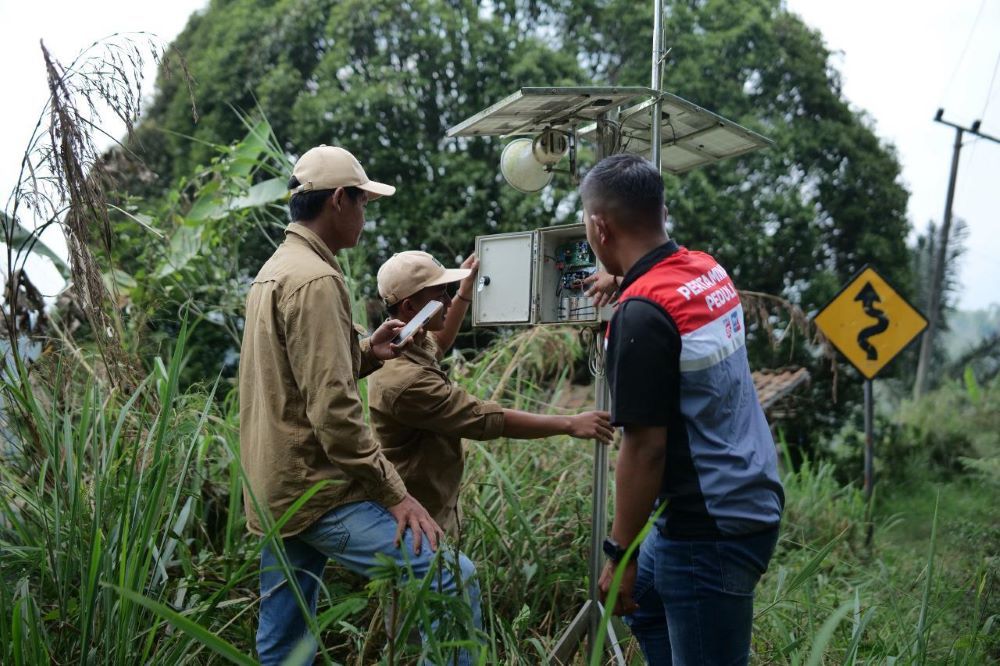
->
[256,501,482,666]
[625,526,779,666]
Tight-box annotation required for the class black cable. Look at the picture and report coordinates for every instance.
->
[940,0,989,105]
[979,46,1000,119]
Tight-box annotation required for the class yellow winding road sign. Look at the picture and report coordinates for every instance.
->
[814,266,928,379]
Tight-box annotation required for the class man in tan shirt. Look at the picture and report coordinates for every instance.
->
[369,251,614,536]
[240,146,477,665]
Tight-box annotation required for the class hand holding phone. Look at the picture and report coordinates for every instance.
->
[392,300,444,345]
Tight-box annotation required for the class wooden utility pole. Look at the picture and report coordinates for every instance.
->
[913,111,1000,399]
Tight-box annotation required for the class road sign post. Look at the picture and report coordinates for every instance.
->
[814,265,927,544]
[863,378,874,545]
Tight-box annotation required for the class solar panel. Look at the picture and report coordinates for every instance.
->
[577,94,773,173]
[446,87,656,138]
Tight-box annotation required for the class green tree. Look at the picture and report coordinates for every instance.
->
[910,217,972,384]
[116,0,589,382]
[114,0,915,447]
[136,0,582,267]
[137,0,913,314]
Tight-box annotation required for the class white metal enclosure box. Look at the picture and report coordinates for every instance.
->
[473,223,611,327]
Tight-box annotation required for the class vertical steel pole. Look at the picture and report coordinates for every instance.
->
[863,379,874,501]
[863,379,875,546]
[586,113,615,657]
[650,0,664,170]
[587,374,611,653]
[914,126,963,398]
[583,1,664,654]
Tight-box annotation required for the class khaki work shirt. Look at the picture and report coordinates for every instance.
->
[367,334,505,534]
[239,223,407,537]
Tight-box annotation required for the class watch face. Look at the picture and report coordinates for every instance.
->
[602,538,623,561]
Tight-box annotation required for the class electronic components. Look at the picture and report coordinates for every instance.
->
[555,240,594,268]
[473,223,610,327]
[560,268,596,291]
[554,240,597,322]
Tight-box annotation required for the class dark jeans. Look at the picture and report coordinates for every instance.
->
[624,526,779,665]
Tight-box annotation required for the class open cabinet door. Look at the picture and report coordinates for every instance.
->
[473,231,535,326]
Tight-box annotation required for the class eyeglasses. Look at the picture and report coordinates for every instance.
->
[426,284,454,300]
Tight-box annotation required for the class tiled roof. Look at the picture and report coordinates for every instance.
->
[554,367,811,414]
[753,367,810,411]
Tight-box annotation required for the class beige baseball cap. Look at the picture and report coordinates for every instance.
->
[377,251,471,306]
[290,145,396,199]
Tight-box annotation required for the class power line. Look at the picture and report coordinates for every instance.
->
[956,46,1000,206]
[940,0,988,105]
[980,46,1000,119]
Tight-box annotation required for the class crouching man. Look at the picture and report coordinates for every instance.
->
[368,250,614,535]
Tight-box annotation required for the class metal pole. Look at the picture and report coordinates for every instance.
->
[650,0,664,170]
[863,379,875,546]
[555,4,669,656]
[914,126,963,398]
[863,379,874,501]
[551,110,626,666]
[586,111,617,659]
[587,374,611,653]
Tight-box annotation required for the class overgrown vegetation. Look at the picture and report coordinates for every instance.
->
[2,325,996,663]
[1,5,997,664]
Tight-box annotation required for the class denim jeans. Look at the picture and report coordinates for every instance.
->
[256,501,481,666]
[624,526,779,666]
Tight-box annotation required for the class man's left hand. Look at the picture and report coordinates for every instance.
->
[369,318,409,360]
[456,253,480,301]
[598,559,639,616]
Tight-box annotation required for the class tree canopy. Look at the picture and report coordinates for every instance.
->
[110,0,916,442]
[137,0,910,292]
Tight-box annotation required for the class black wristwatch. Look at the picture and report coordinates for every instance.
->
[602,537,637,565]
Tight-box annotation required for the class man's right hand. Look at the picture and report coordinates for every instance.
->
[387,494,444,555]
[370,318,411,360]
[583,271,620,308]
[568,410,615,444]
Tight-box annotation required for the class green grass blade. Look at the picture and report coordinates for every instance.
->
[915,490,940,664]
[805,600,853,666]
[107,586,256,666]
[755,528,847,619]
[589,502,666,666]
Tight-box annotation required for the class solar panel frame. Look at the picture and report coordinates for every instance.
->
[579,93,773,173]
[445,86,657,138]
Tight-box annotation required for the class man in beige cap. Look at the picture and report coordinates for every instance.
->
[369,250,614,536]
[240,146,476,665]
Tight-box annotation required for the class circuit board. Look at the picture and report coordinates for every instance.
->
[554,240,597,321]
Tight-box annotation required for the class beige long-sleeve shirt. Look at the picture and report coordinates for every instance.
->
[239,223,407,537]
[368,334,505,534]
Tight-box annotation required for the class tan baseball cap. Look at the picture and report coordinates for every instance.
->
[377,251,471,306]
[290,145,396,199]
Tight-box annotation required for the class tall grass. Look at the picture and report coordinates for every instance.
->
[0,323,232,663]
[1,322,996,664]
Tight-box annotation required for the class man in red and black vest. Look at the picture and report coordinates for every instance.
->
[586,154,783,665]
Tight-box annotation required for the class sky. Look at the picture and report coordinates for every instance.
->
[786,0,1000,311]
[1,0,998,310]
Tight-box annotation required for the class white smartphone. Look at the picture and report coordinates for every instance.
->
[392,300,444,345]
